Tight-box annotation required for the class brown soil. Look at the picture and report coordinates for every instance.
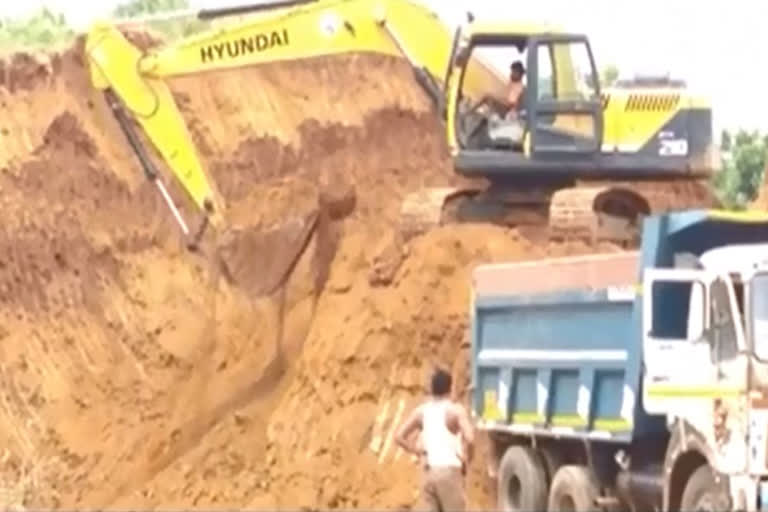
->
[0,34,644,509]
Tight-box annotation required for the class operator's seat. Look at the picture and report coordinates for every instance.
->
[485,85,527,151]
[486,117,524,150]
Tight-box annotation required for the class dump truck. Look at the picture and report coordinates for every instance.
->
[470,209,768,511]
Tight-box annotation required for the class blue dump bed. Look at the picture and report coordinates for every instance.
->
[470,209,768,443]
[471,251,643,442]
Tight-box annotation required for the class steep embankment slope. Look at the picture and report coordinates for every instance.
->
[0,36,620,509]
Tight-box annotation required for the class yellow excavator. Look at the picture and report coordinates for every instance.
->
[84,0,718,283]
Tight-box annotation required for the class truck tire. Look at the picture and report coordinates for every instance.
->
[496,445,548,511]
[547,465,600,511]
[680,465,731,511]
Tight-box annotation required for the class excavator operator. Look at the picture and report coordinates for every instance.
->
[482,60,526,148]
[477,60,526,118]
[504,60,526,119]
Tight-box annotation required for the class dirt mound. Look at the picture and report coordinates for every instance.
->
[0,35,616,509]
[111,226,616,509]
[0,37,458,508]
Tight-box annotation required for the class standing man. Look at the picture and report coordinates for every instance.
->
[395,367,475,512]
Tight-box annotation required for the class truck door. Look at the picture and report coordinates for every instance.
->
[708,275,747,389]
[708,275,749,473]
[705,274,749,472]
[527,35,603,158]
[642,268,715,415]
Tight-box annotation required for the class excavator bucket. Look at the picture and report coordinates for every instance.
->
[209,183,351,299]
[94,81,347,299]
[216,212,320,297]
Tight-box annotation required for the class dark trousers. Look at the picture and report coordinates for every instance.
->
[416,466,466,512]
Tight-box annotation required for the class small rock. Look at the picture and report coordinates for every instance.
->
[328,277,352,294]
[233,412,249,427]
[319,174,357,220]
[368,233,405,286]
[437,261,455,276]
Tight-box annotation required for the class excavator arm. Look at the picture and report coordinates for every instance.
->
[85,0,507,245]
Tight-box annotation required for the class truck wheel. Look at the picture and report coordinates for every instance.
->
[680,465,731,511]
[496,445,548,511]
[547,465,599,511]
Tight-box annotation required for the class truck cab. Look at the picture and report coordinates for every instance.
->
[644,241,768,509]
[647,242,768,401]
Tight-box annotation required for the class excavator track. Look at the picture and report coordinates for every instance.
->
[548,185,650,245]
[399,187,467,241]
[399,184,554,239]
[399,178,717,247]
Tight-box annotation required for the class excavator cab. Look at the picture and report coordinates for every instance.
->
[446,27,604,177]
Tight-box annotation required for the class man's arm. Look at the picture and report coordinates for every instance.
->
[395,405,425,456]
[504,83,525,112]
[454,403,476,463]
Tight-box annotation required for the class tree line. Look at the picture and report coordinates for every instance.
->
[0,0,204,52]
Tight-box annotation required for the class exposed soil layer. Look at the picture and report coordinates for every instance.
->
[0,34,687,509]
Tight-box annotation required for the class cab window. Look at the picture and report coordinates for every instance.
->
[549,40,599,101]
[536,43,554,100]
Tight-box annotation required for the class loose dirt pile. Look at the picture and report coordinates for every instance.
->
[0,36,619,509]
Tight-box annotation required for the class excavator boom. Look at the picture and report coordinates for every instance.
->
[85,0,506,242]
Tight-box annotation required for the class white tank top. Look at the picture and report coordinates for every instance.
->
[421,400,463,468]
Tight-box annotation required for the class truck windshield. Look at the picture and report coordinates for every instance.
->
[752,273,768,360]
